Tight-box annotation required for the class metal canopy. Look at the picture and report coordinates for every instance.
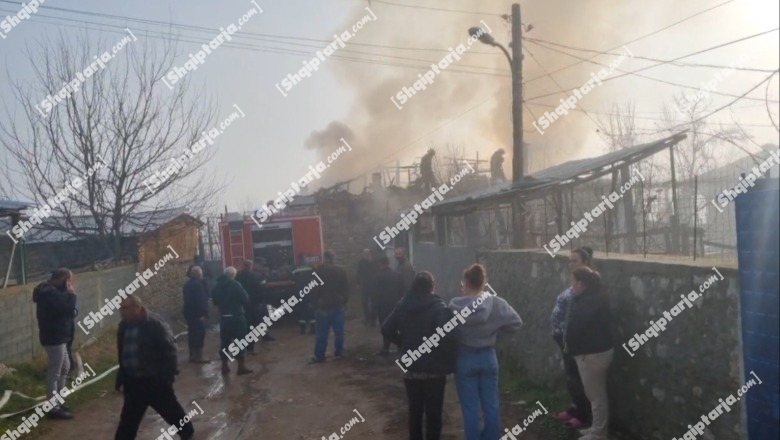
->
[431,131,688,216]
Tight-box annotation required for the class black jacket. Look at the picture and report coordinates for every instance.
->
[115,311,178,390]
[356,258,377,293]
[311,263,349,310]
[382,292,458,375]
[564,290,613,356]
[182,276,209,321]
[396,259,416,292]
[33,282,77,346]
[236,269,265,308]
[373,267,405,311]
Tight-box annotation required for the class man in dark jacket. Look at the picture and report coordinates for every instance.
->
[236,260,273,353]
[182,266,209,363]
[310,251,349,363]
[212,266,253,375]
[373,257,405,355]
[114,295,194,440]
[33,268,77,420]
[382,271,458,440]
[356,249,377,327]
[292,255,316,335]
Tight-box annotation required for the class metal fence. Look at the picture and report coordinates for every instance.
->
[443,156,778,265]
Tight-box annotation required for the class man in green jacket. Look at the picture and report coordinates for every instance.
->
[212,266,253,376]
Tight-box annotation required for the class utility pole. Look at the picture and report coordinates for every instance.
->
[469,3,526,248]
[511,3,523,181]
[510,3,525,248]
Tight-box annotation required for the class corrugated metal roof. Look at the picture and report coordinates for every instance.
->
[0,198,33,215]
[432,131,687,212]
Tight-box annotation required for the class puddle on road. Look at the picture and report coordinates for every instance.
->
[203,362,225,399]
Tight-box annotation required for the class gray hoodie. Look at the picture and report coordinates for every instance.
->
[449,293,523,348]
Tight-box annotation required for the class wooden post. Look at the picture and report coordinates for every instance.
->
[640,176,647,258]
[693,175,698,261]
[669,144,680,254]
[620,166,638,253]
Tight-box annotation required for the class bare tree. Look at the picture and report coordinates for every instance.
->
[596,101,662,190]
[1,31,223,257]
[598,101,640,152]
[657,94,736,180]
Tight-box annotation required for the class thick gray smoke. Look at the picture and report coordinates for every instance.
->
[305,0,651,188]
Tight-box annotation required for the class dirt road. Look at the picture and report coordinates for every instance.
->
[35,315,543,440]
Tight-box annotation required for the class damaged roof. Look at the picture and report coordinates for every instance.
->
[431,131,688,215]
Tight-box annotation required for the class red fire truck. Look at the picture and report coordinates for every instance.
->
[219,212,324,271]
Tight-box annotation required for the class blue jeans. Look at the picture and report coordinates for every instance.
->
[455,346,501,440]
[314,307,345,359]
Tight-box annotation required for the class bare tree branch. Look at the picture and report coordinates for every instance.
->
[1,31,225,257]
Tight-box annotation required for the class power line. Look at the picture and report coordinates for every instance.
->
[522,42,601,128]
[371,0,503,16]
[523,30,780,103]
[646,72,779,135]
[525,38,780,103]
[525,101,780,128]
[525,37,777,74]
[523,0,738,84]
[0,7,516,79]
[0,0,502,55]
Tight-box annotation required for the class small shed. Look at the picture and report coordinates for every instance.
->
[137,213,204,269]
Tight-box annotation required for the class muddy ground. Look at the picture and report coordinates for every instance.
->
[34,314,546,440]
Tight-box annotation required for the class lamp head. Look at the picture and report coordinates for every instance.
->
[468,27,497,46]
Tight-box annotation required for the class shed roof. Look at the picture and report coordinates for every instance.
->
[0,198,33,217]
[0,208,200,244]
[431,131,688,215]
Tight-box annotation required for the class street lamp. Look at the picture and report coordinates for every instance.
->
[468,27,512,69]
[469,3,526,248]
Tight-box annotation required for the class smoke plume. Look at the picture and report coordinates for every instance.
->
[306,0,650,189]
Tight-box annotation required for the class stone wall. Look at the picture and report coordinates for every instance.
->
[414,243,477,299]
[479,250,744,440]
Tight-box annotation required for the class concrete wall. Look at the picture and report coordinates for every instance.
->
[480,250,744,440]
[0,261,192,365]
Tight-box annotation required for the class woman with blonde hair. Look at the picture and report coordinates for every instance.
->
[450,264,522,440]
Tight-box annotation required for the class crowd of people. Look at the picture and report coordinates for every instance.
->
[360,246,613,440]
[30,245,614,440]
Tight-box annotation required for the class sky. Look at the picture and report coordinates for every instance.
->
[0,0,778,214]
